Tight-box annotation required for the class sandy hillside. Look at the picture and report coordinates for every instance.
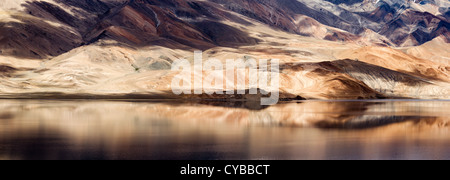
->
[0,0,449,100]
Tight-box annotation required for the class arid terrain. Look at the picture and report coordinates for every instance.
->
[0,0,449,100]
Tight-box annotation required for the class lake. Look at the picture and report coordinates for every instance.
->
[0,100,449,160]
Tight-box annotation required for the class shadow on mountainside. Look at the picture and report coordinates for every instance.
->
[0,0,260,59]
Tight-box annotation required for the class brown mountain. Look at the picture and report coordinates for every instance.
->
[2,0,449,58]
[0,0,449,100]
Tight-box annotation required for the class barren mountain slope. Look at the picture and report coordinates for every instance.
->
[0,0,449,100]
[406,35,450,65]
[2,0,449,59]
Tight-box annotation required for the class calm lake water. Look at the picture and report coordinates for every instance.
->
[0,100,449,160]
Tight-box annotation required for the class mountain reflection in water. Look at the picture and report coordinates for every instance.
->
[0,100,448,160]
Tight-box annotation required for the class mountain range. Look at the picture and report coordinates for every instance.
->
[0,0,449,100]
